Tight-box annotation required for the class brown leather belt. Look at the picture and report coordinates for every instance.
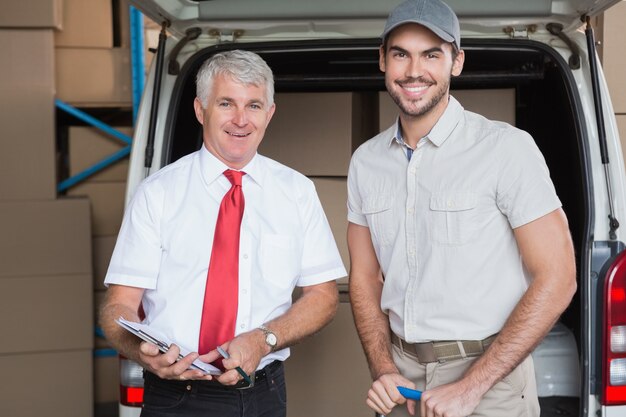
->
[391,333,497,364]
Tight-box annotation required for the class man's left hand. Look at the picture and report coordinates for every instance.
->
[199,330,266,386]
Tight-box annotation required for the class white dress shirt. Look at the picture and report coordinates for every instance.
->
[106,145,346,369]
[347,96,561,342]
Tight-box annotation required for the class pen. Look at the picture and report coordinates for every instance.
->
[397,386,422,400]
[217,346,252,385]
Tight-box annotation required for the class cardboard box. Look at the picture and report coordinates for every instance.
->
[0,30,56,200]
[0,0,62,29]
[0,274,92,354]
[68,182,126,236]
[93,236,117,290]
[618,115,626,166]
[0,350,93,417]
[95,355,120,403]
[603,1,626,113]
[259,92,377,176]
[286,302,371,417]
[0,198,91,277]
[456,88,516,125]
[119,0,132,48]
[378,92,396,131]
[310,177,349,283]
[69,126,131,183]
[378,88,517,130]
[54,0,113,48]
[55,47,132,106]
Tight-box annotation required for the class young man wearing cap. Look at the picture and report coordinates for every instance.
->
[347,0,576,416]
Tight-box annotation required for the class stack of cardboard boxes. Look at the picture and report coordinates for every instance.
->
[54,0,135,410]
[55,0,131,107]
[260,91,378,279]
[0,2,94,417]
[604,1,626,159]
[67,126,129,408]
[258,92,377,417]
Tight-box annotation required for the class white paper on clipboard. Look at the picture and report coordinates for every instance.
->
[115,317,221,376]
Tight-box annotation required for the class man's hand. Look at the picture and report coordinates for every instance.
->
[199,329,266,386]
[138,341,211,381]
[420,378,482,417]
[366,373,417,416]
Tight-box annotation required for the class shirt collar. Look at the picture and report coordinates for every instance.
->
[427,95,464,147]
[386,117,405,148]
[387,95,464,148]
[198,144,264,187]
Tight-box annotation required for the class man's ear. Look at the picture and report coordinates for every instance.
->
[451,49,465,77]
[193,97,205,125]
[379,45,387,73]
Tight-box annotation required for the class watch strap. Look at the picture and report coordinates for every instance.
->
[258,325,277,350]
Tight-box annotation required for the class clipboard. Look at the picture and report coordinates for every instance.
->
[115,317,221,376]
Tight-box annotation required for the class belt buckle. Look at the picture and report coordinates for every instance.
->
[235,371,256,390]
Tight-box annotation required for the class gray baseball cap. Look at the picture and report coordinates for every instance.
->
[381,0,461,50]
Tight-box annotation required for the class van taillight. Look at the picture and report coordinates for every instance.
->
[119,355,144,407]
[603,250,626,405]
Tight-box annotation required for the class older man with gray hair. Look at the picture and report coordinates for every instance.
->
[101,49,345,417]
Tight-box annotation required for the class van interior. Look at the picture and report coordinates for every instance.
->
[162,39,587,417]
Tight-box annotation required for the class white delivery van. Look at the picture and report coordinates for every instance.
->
[116,0,626,416]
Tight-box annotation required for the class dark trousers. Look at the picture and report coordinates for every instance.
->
[140,361,286,417]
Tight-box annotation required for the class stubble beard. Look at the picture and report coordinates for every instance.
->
[387,76,450,119]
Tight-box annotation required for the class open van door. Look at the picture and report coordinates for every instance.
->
[131,0,621,38]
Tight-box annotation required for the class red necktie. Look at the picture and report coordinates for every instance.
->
[198,169,245,366]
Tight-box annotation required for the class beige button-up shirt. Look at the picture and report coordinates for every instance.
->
[347,96,561,342]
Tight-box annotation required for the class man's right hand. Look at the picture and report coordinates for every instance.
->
[367,372,417,416]
[138,341,210,381]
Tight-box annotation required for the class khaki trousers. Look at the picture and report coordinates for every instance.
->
[389,344,540,417]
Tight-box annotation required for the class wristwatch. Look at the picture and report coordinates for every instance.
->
[258,325,277,351]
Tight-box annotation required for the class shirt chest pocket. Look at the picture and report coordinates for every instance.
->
[260,234,299,289]
[362,195,394,246]
[428,192,478,246]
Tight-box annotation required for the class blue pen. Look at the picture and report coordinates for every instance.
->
[397,386,422,400]
[217,346,252,385]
